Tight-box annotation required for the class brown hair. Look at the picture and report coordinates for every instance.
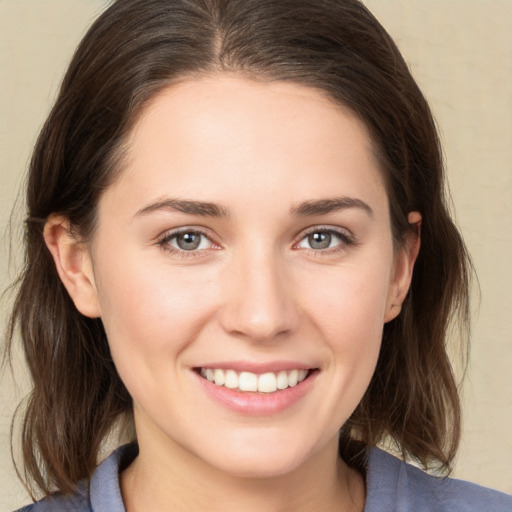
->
[5,0,471,498]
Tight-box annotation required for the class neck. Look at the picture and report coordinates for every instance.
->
[121,426,365,512]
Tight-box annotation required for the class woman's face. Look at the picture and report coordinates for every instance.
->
[84,75,415,478]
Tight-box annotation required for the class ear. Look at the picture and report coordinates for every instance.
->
[43,214,101,318]
[384,211,421,323]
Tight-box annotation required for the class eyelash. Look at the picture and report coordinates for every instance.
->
[294,226,356,256]
[157,227,217,258]
[156,226,356,258]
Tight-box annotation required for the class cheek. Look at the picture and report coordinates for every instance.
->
[300,259,392,343]
[92,247,219,384]
[297,255,392,401]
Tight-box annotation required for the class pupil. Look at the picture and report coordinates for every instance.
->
[309,232,331,250]
[177,232,201,250]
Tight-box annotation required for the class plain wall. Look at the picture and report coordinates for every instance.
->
[1,1,511,509]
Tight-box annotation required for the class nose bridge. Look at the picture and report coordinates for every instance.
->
[219,242,298,341]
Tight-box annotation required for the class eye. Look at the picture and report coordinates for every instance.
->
[159,229,215,253]
[295,228,353,252]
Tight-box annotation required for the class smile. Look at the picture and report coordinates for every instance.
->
[199,368,310,393]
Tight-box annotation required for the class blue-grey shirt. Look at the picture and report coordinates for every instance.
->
[15,443,512,511]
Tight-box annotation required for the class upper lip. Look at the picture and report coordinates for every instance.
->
[194,361,317,374]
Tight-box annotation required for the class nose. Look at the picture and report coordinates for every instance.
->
[218,246,300,343]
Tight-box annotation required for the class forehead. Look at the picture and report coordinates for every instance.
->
[102,74,388,218]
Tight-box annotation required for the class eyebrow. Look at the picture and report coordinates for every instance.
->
[135,196,373,219]
[291,197,374,218]
[135,198,230,218]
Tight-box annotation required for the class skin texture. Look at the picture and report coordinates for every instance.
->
[44,75,420,512]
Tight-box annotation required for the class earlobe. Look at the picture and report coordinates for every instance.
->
[43,215,101,318]
[384,212,421,323]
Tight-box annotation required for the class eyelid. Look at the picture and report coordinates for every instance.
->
[293,225,356,252]
[156,224,356,257]
[157,226,221,256]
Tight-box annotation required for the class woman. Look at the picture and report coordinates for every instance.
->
[5,0,511,510]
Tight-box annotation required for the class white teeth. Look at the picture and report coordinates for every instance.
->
[214,369,225,386]
[239,372,258,392]
[288,369,299,387]
[258,372,277,393]
[224,370,238,389]
[200,368,310,393]
[276,370,288,390]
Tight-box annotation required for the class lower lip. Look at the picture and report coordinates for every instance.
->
[194,370,317,415]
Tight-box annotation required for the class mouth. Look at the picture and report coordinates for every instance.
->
[195,367,315,394]
[193,365,319,415]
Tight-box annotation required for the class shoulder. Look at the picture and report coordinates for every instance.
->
[364,447,512,512]
[12,443,138,512]
[12,480,91,512]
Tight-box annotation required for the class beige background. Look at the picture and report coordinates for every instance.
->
[1,0,511,509]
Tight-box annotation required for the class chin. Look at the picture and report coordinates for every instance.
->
[209,452,307,480]
[188,429,325,480]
